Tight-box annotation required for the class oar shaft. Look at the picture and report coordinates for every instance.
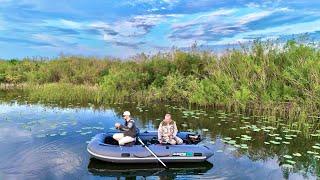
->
[137,137,167,168]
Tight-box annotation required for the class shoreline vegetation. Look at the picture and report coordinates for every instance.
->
[0,40,320,122]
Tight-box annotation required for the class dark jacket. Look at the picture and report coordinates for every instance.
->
[119,119,137,138]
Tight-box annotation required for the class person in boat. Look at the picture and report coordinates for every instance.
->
[113,111,137,145]
[158,113,183,145]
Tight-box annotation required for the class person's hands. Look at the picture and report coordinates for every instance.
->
[158,139,162,144]
[115,123,121,128]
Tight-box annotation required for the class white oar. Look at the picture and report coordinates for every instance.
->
[137,137,168,169]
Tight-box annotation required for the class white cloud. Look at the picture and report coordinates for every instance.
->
[41,14,178,49]
[32,33,74,47]
[169,6,296,45]
[42,19,84,30]
[172,9,236,29]
[103,33,116,41]
[60,19,84,29]
[211,19,320,46]
[161,0,179,8]
[92,14,181,48]
[237,11,273,25]
[238,7,291,25]
[246,2,260,8]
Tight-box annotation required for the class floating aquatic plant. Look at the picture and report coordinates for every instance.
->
[293,153,302,157]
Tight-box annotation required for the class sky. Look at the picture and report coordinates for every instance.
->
[0,0,319,59]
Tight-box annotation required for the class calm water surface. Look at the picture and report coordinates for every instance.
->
[0,97,319,179]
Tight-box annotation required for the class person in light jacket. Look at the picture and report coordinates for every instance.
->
[158,113,183,145]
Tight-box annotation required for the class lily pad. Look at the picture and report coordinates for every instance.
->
[286,160,296,164]
[314,155,320,159]
[293,153,302,157]
[227,147,237,151]
[227,140,236,145]
[281,164,293,169]
[60,132,67,136]
[80,131,92,135]
[283,155,293,159]
[36,134,46,138]
[181,123,188,127]
[240,135,252,141]
[307,151,319,155]
[240,144,248,149]
[312,146,320,149]
[270,140,280,145]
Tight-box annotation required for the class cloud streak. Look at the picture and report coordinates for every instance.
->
[0,0,319,58]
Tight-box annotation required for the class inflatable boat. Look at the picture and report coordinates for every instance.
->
[87,131,214,164]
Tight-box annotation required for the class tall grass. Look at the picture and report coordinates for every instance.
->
[26,83,103,104]
[0,40,320,121]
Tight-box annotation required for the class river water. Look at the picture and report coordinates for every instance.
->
[0,97,319,179]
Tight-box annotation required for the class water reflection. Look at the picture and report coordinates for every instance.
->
[88,159,213,178]
[0,92,319,179]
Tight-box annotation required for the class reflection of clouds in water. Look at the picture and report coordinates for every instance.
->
[2,140,82,179]
[0,126,32,142]
[48,150,82,177]
[203,151,317,179]
[289,173,317,180]
[0,104,14,114]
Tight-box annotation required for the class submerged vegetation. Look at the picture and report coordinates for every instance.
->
[0,40,320,121]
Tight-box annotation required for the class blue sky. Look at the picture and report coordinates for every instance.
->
[0,0,319,59]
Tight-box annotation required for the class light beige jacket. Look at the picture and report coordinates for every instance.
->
[158,120,178,140]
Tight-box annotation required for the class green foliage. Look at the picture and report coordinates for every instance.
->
[0,40,319,116]
[161,73,199,102]
[27,83,103,104]
[100,62,149,101]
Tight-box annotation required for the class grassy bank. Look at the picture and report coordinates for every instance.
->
[1,40,320,120]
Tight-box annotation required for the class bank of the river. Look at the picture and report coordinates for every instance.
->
[0,40,320,122]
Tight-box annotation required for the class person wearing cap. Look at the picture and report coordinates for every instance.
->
[158,113,183,145]
[113,111,137,146]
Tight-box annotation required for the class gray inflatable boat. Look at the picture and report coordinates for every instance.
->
[87,131,214,163]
